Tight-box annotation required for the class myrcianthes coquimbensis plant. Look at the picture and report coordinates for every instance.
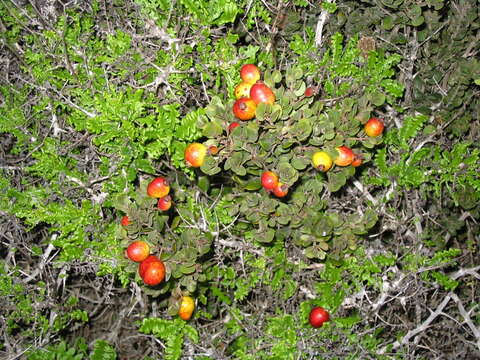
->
[115,33,404,312]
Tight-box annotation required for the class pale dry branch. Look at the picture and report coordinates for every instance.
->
[450,292,480,351]
[314,0,335,48]
[449,265,480,281]
[378,293,453,354]
[22,241,58,283]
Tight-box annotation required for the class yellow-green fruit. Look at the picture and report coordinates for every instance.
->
[178,296,195,320]
[312,151,333,172]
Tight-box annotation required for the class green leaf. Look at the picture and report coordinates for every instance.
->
[327,171,347,192]
[256,228,275,243]
[290,118,312,141]
[197,176,210,192]
[277,161,299,186]
[200,156,221,175]
[370,91,386,106]
[272,70,282,83]
[202,121,224,138]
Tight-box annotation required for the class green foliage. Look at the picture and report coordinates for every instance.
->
[134,0,242,26]
[210,246,404,359]
[27,340,88,360]
[0,263,88,343]
[198,36,401,257]
[90,340,117,360]
[369,115,480,206]
[114,177,223,294]
[2,1,478,359]
[26,339,117,360]
[139,318,198,360]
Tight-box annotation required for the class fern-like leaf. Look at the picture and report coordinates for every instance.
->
[398,114,428,148]
[89,340,117,360]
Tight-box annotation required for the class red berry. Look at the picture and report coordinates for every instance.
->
[233,97,257,121]
[309,306,330,328]
[334,146,354,166]
[304,87,316,97]
[272,182,288,198]
[121,215,131,226]
[139,255,161,278]
[240,64,261,84]
[351,153,363,167]
[261,171,279,190]
[157,195,172,211]
[185,143,207,167]
[126,241,150,262]
[364,117,385,137]
[250,82,275,105]
[142,260,166,286]
[147,177,170,198]
[228,122,240,133]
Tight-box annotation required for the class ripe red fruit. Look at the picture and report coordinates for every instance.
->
[178,296,195,320]
[309,306,330,328]
[261,171,279,190]
[147,177,170,198]
[185,142,207,167]
[228,122,240,133]
[139,255,161,278]
[304,87,316,97]
[334,146,354,166]
[234,81,253,99]
[121,215,131,226]
[240,64,261,84]
[157,195,172,211]
[351,153,363,167]
[126,241,150,262]
[250,82,275,105]
[364,117,385,137]
[273,182,288,198]
[233,97,257,120]
[142,259,166,286]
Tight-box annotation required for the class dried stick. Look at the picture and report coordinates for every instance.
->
[315,0,336,47]
[377,294,453,354]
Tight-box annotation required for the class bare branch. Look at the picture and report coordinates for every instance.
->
[378,294,452,354]
[315,0,335,47]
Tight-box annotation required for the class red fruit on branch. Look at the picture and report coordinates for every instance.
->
[250,82,275,105]
[147,177,170,198]
[351,153,363,167]
[142,260,166,286]
[126,241,150,262]
[121,215,131,226]
[309,306,330,328]
[364,117,384,137]
[228,122,240,133]
[261,171,279,190]
[139,255,161,278]
[273,182,289,198]
[334,146,354,166]
[240,64,261,84]
[185,143,207,167]
[233,97,257,120]
[157,195,172,211]
[304,87,316,97]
